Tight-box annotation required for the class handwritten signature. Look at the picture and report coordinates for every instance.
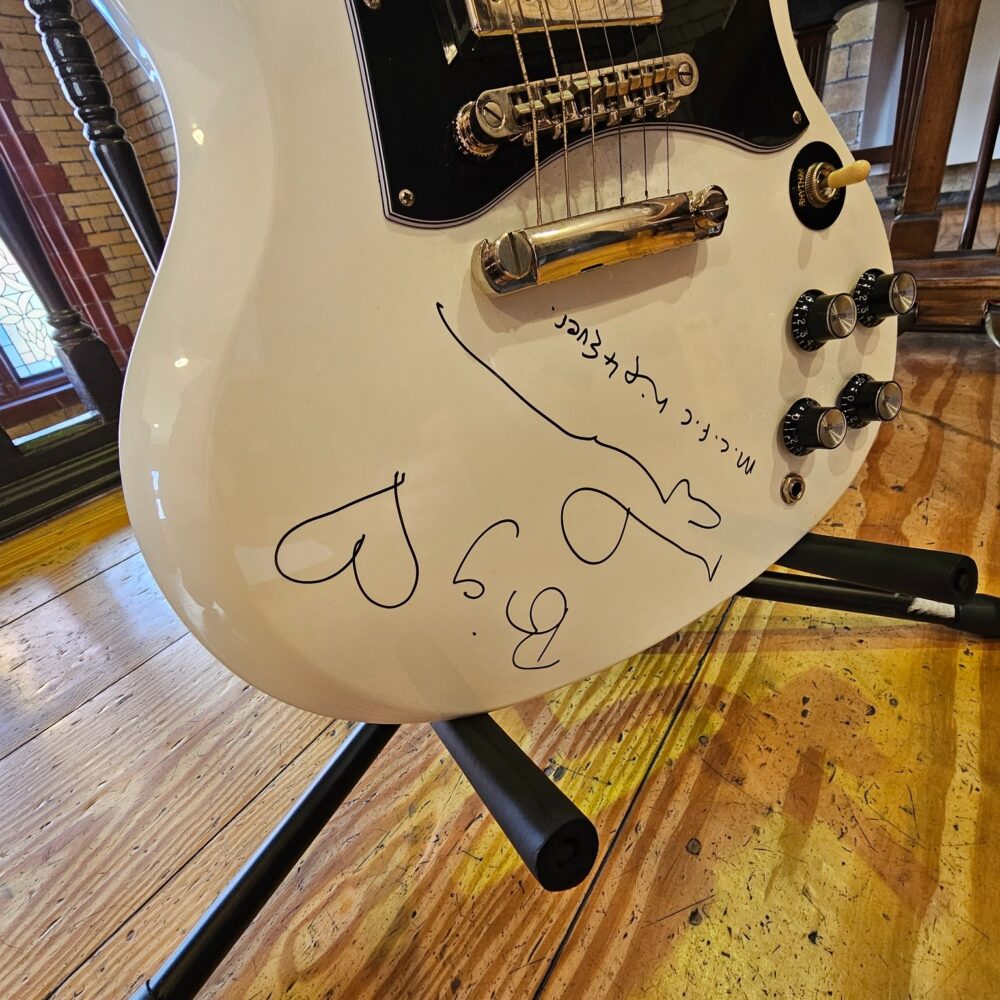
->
[553,309,755,477]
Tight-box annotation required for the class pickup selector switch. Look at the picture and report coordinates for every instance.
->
[838,373,903,428]
[791,289,858,351]
[852,269,918,327]
[782,398,848,456]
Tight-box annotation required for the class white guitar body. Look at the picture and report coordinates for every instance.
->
[106,0,896,721]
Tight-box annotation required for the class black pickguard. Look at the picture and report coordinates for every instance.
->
[347,0,808,226]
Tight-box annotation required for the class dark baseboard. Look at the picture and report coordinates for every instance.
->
[0,419,121,539]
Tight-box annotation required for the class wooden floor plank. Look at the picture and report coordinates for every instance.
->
[52,723,350,1000]
[0,553,186,761]
[0,491,136,628]
[534,332,1000,999]
[138,614,728,1000]
[1,334,996,1000]
[0,633,330,1000]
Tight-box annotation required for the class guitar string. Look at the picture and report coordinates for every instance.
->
[567,0,599,212]
[623,0,648,200]
[594,0,625,206]
[633,0,670,194]
[647,0,671,194]
[537,0,572,218]
[505,0,543,224]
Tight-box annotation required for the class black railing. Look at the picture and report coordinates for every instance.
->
[0,1,165,537]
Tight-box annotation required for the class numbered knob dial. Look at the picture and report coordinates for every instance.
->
[853,269,918,327]
[837,373,903,428]
[791,290,858,351]
[781,398,848,456]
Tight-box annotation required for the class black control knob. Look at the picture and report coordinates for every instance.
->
[838,373,903,428]
[853,269,918,327]
[791,290,858,351]
[782,398,848,456]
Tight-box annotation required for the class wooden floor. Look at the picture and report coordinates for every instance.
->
[1,332,998,1000]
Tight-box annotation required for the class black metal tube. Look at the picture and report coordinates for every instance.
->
[777,533,978,606]
[132,722,398,1000]
[742,571,1000,638]
[959,52,1000,251]
[432,714,598,892]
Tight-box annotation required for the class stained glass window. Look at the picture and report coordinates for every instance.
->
[0,235,60,380]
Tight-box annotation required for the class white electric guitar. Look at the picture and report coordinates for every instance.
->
[105,0,910,722]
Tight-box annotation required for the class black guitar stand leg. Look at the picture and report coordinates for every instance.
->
[742,571,1000,639]
[131,722,398,1000]
[433,714,599,892]
[132,714,597,998]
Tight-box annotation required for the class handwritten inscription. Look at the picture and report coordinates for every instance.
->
[454,516,568,670]
[506,588,568,670]
[453,518,520,599]
[561,485,723,582]
[438,302,724,585]
[553,309,756,477]
[274,471,419,609]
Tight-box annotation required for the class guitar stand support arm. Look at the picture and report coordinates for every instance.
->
[432,714,599,892]
[131,715,597,999]
[777,533,979,606]
[741,571,1000,639]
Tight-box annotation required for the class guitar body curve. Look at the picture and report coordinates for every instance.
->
[107,0,896,722]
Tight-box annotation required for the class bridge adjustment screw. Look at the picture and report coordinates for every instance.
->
[479,101,505,130]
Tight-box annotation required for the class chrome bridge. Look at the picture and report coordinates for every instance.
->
[455,54,697,158]
[474,185,728,295]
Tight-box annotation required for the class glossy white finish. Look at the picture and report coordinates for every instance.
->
[115,0,896,722]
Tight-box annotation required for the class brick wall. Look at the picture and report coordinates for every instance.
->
[0,0,176,435]
[0,0,176,363]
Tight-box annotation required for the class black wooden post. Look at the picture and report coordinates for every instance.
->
[0,155,123,421]
[958,54,1000,251]
[794,20,837,98]
[25,0,165,269]
[0,426,18,462]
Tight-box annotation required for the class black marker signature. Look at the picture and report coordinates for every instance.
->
[554,310,753,475]
[274,471,418,609]
[505,587,568,670]
[453,518,520,599]
[561,486,723,582]
[438,303,687,507]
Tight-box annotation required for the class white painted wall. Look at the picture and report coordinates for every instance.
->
[947,0,1000,164]
[856,0,999,164]
[860,0,905,149]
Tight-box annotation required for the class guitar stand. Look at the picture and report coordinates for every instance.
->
[131,713,598,999]
[750,532,1000,639]
[131,536,996,1000]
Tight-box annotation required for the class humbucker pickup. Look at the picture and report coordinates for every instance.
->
[455,54,697,157]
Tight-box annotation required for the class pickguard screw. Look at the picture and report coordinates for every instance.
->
[480,100,505,129]
[398,189,415,207]
[792,110,803,125]
[780,472,806,505]
[363,0,381,8]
